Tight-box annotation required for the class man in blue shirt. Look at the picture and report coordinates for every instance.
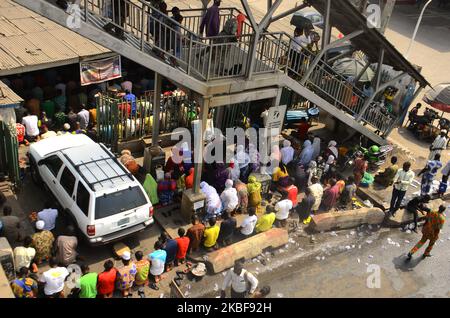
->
[160,232,178,272]
[148,241,167,288]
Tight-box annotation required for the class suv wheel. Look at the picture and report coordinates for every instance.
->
[63,209,84,243]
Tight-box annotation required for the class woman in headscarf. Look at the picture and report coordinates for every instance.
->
[336,179,346,194]
[320,179,340,212]
[180,142,193,171]
[220,179,239,214]
[325,140,339,159]
[200,181,222,220]
[311,137,321,160]
[322,155,336,184]
[315,156,325,182]
[247,176,262,210]
[248,144,260,172]
[234,179,248,214]
[298,140,314,167]
[281,140,295,166]
[143,173,159,206]
[308,176,323,213]
[271,145,282,163]
[235,144,251,183]
[306,160,318,187]
[214,162,229,193]
[353,151,368,186]
[164,146,181,173]
[120,149,140,176]
[272,162,290,188]
[158,173,177,206]
[227,158,240,181]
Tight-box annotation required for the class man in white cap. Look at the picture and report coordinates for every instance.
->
[57,123,71,136]
[37,201,58,232]
[429,130,448,160]
[117,250,137,298]
[31,220,55,264]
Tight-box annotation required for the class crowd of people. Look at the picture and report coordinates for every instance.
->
[1,60,178,148]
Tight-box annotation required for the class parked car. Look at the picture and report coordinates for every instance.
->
[28,134,154,246]
[293,10,324,29]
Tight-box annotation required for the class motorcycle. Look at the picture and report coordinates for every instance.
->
[341,136,394,172]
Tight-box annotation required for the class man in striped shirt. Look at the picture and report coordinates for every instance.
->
[407,205,446,260]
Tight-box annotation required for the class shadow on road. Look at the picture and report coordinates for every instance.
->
[393,254,424,272]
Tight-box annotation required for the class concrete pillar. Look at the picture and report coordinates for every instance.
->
[380,0,396,35]
[322,0,331,55]
[374,49,385,91]
[151,73,162,146]
[215,105,225,131]
[193,97,210,194]
[274,87,283,107]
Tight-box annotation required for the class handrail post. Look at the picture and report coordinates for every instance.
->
[245,30,260,80]
[273,35,281,73]
[187,34,193,75]
[206,41,213,81]
[84,0,88,22]
[140,3,146,50]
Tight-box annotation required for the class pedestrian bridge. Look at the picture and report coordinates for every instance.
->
[15,0,428,145]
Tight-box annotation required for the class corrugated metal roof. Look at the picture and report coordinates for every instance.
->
[0,0,110,75]
[0,80,23,107]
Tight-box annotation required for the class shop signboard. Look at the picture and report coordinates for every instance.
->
[264,105,287,137]
[80,55,122,86]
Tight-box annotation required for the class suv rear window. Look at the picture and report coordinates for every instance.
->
[94,186,147,220]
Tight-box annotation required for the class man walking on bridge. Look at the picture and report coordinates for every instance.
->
[407,205,446,260]
[200,0,221,37]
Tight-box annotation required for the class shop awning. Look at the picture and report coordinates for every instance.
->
[0,80,23,108]
[308,0,430,88]
[0,0,111,76]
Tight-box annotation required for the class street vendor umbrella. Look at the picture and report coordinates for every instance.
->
[290,14,314,30]
[423,83,450,113]
[332,57,375,82]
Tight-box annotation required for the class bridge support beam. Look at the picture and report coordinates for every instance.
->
[193,96,211,194]
[151,73,162,146]
[300,30,364,86]
[355,72,408,122]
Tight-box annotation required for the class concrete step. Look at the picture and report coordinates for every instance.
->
[205,228,289,274]
[309,207,385,232]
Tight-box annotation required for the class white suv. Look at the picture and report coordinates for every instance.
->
[28,134,154,245]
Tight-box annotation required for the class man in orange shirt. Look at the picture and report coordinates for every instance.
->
[175,228,190,265]
[185,168,195,190]
[186,215,205,253]
[407,205,446,260]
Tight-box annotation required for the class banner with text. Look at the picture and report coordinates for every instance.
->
[80,55,122,86]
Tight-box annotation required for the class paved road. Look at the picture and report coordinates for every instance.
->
[258,217,450,298]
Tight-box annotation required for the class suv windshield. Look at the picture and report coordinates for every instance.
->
[95,186,147,220]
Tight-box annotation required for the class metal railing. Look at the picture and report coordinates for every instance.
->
[74,1,397,135]
[96,91,194,151]
[0,121,20,188]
